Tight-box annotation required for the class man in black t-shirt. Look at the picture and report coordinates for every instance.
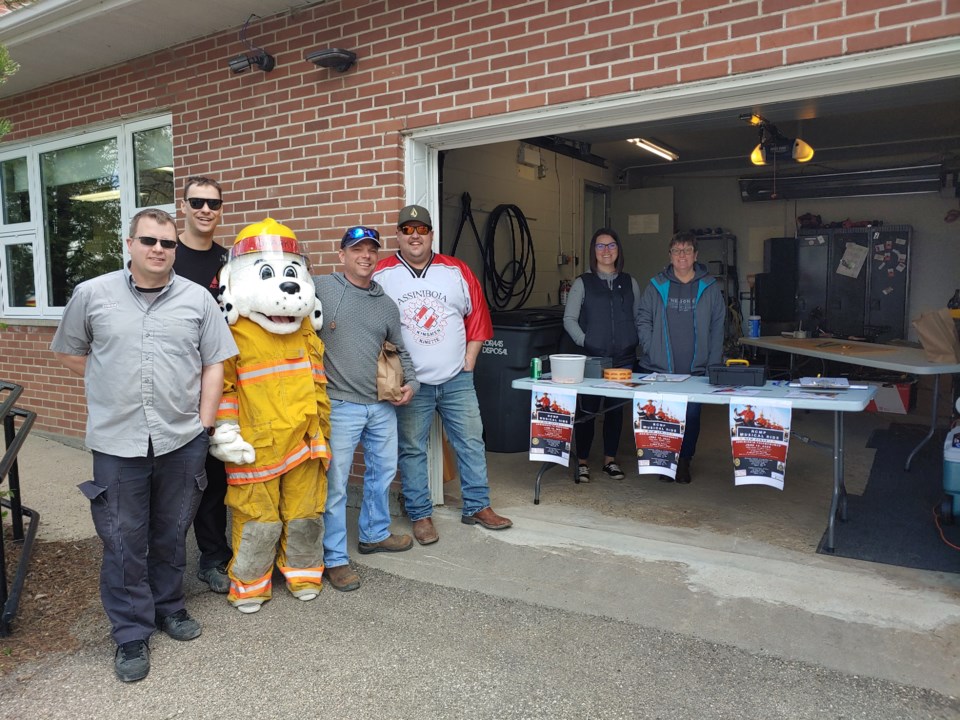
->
[174,175,232,593]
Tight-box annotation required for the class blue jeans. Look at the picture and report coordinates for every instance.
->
[323,400,397,568]
[396,370,491,520]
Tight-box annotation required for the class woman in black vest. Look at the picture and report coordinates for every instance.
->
[562,228,640,482]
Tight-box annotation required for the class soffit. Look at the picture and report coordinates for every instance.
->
[0,0,312,99]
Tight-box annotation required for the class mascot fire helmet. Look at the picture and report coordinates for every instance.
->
[232,217,303,259]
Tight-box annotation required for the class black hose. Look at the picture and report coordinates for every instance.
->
[450,194,537,311]
[483,203,536,310]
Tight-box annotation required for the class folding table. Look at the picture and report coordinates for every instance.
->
[511,374,875,552]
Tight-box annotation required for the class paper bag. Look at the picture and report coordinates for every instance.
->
[911,308,960,363]
[377,341,404,401]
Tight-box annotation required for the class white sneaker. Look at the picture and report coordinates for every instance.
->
[294,590,319,602]
[235,601,262,614]
[576,465,590,483]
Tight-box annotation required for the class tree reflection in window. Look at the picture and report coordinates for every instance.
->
[1,156,29,224]
[133,126,174,207]
[5,244,35,307]
[41,138,122,306]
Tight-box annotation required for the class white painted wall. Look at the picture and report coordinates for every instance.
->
[440,142,620,308]
[437,141,958,341]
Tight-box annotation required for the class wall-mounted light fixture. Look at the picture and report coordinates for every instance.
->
[739,113,814,166]
[627,137,679,161]
[306,48,357,73]
[228,14,276,74]
[229,51,275,74]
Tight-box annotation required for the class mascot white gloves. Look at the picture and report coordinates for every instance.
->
[208,422,254,465]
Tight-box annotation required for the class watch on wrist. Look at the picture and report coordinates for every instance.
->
[204,426,216,436]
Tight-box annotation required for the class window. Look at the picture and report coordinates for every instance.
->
[0,115,173,317]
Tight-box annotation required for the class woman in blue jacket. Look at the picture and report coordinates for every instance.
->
[637,231,725,484]
[563,228,641,483]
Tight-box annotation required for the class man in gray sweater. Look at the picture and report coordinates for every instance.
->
[313,226,419,591]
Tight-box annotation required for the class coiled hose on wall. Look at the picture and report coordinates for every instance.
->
[450,192,536,311]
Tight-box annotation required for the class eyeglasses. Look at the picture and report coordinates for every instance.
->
[595,242,617,251]
[186,197,223,211]
[136,236,178,250]
[670,246,695,256]
[399,224,431,236]
[343,226,380,242]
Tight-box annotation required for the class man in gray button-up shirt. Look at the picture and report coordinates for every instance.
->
[51,207,237,683]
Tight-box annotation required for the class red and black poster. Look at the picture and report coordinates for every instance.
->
[529,385,577,466]
[633,393,687,479]
[729,399,792,490]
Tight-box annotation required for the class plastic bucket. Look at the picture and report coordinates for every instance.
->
[549,354,586,383]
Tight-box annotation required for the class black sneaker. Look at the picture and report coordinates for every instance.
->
[602,462,625,480]
[197,564,230,594]
[115,639,150,682]
[157,609,202,641]
[576,465,590,483]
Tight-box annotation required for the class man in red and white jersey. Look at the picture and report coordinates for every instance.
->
[373,205,512,545]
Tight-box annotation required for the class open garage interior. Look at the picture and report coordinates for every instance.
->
[435,73,960,336]
[416,54,960,571]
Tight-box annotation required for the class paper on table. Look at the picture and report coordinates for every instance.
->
[799,376,849,388]
[640,373,691,382]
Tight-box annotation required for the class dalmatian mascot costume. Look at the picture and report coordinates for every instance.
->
[209,218,330,613]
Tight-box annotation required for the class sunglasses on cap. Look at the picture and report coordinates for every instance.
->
[186,197,223,211]
[341,226,381,248]
[136,236,178,250]
[399,224,431,236]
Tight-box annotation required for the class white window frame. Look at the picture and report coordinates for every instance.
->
[0,114,173,319]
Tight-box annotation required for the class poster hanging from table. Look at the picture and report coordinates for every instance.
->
[529,385,577,466]
[729,398,792,490]
[632,393,687,480]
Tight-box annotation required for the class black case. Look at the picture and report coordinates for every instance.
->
[707,364,766,386]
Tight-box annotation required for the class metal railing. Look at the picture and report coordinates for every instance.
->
[0,381,39,637]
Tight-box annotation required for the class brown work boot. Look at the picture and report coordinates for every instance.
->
[358,532,414,554]
[324,564,361,592]
[461,506,513,530]
[412,517,439,545]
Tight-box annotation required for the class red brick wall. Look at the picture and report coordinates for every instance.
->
[1,0,958,438]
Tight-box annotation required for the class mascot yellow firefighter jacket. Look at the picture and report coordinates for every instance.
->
[217,315,331,485]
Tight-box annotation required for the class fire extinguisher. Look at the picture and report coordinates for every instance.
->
[559,279,572,306]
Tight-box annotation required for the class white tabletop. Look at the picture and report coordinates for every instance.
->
[739,336,960,375]
[511,374,876,412]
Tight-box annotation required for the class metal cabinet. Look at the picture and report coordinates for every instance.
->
[796,226,911,341]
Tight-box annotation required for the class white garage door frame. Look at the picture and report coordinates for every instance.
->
[404,36,960,505]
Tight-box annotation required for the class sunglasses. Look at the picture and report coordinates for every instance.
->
[399,224,431,236]
[137,236,178,250]
[186,197,223,211]
[595,241,618,251]
[343,226,380,242]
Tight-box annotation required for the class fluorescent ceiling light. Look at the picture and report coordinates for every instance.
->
[627,137,679,161]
